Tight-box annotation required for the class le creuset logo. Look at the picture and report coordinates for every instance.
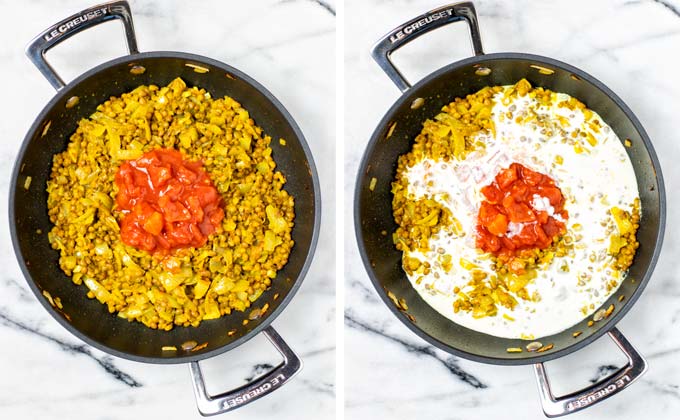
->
[566,374,631,411]
[222,373,286,408]
[389,9,454,43]
[43,7,108,41]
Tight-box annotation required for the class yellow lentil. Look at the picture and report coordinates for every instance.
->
[46,78,294,330]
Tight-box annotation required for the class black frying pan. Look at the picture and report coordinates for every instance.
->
[9,1,320,416]
[354,2,665,417]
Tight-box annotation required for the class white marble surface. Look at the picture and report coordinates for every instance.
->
[0,1,335,419]
[345,0,680,419]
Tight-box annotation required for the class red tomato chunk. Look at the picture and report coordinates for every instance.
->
[115,148,224,253]
[476,163,568,258]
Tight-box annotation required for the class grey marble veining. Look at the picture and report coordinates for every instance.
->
[0,1,335,419]
[345,0,680,419]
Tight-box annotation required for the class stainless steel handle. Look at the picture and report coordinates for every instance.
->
[25,0,138,91]
[189,326,302,416]
[371,1,484,92]
[533,327,647,417]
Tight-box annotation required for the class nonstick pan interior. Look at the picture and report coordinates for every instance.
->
[355,53,664,365]
[11,52,320,363]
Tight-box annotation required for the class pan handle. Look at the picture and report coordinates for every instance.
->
[533,327,647,417]
[371,1,484,93]
[25,0,139,91]
[189,326,302,416]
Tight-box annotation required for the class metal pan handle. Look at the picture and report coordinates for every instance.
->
[371,1,484,93]
[25,0,139,91]
[189,326,302,416]
[533,327,647,417]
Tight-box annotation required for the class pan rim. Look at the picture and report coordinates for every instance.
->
[9,50,321,364]
[354,51,666,365]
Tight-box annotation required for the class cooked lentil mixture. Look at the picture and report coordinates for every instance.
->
[391,79,640,338]
[47,78,294,330]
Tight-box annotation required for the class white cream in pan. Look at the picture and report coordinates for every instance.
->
[403,88,639,339]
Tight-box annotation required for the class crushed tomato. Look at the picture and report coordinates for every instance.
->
[115,148,224,253]
[476,162,568,258]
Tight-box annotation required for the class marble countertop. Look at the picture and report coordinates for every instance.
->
[0,1,335,419]
[345,0,680,419]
